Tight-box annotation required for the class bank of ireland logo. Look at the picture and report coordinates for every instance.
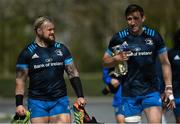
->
[55,49,63,56]
[45,58,53,63]
[145,38,153,45]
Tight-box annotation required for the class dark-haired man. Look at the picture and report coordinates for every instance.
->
[103,4,175,123]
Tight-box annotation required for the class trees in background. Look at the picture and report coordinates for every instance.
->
[0,0,180,77]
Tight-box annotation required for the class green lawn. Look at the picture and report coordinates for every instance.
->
[0,73,109,98]
[0,78,16,97]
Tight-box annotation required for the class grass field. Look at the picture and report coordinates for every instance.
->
[0,73,110,98]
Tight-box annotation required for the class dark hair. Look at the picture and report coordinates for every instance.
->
[173,29,180,48]
[34,16,53,31]
[125,4,144,17]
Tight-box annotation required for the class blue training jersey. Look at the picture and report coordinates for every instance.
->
[106,26,167,97]
[16,41,73,100]
[168,47,180,98]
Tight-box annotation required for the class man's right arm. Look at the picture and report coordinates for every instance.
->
[102,52,129,68]
[15,68,28,116]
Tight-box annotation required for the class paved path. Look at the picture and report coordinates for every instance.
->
[0,97,176,123]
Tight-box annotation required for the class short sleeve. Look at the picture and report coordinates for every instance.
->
[16,48,31,69]
[61,44,73,65]
[154,32,167,55]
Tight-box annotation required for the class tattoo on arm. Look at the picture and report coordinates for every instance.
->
[65,62,79,79]
[16,68,28,95]
[16,68,28,80]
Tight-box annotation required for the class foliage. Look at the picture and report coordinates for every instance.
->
[0,0,180,77]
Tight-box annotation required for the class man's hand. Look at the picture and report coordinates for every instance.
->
[76,97,87,107]
[163,85,176,109]
[16,105,27,116]
[114,51,130,62]
[111,78,120,87]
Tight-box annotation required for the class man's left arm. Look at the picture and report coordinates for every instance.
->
[65,62,86,106]
[159,52,175,109]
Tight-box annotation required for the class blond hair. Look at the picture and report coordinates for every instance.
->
[33,16,53,31]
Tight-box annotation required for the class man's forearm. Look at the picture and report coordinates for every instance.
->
[15,79,25,106]
[15,79,25,95]
[162,63,172,86]
[70,77,84,98]
[103,56,120,68]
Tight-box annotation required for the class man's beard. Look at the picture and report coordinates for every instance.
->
[39,35,55,46]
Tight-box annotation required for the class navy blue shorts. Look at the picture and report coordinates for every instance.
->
[28,96,70,118]
[119,92,162,117]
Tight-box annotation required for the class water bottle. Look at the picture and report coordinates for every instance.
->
[112,42,129,76]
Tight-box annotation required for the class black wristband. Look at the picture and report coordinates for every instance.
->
[16,94,23,107]
[102,87,110,95]
[70,77,84,98]
[108,83,119,94]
